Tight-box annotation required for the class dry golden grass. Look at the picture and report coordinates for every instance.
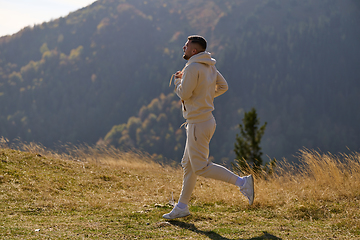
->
[258,149,360,205]
[1,138,359,239]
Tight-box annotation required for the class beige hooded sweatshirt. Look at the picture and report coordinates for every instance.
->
[174,51,228,123]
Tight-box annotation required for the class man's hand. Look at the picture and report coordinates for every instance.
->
[169,70,183,87]
[174,71,183,79]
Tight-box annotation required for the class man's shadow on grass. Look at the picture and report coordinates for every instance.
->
[169,220,282,240]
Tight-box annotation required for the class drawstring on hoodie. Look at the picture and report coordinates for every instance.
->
[169,66,186,87]
[169,74,175,87]
[180,122,188,129]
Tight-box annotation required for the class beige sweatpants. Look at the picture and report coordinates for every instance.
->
[178,116,239,205]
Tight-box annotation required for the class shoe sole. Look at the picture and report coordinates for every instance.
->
[162,212,190,220]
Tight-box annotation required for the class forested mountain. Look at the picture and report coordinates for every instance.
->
[1,0,359,163]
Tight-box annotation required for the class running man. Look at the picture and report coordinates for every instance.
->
[163,35,254,220]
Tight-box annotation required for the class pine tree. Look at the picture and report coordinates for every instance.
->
[232,108,267,175]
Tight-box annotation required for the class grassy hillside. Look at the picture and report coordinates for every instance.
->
[1,139,359,239]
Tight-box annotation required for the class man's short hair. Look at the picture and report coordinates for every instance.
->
[188,35,207,51]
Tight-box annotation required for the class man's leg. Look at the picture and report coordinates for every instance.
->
[163,118,254,219]
[187,118,254,205]
[187,118,238,184]
[163,125,197,219]
[178,138,197,205]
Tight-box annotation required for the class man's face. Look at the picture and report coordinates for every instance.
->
[182,40,196,60]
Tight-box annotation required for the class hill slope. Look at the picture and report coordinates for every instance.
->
[1,143,359,238]
[0,0,359,163]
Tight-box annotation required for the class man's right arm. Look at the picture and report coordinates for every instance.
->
[175,65,198,100]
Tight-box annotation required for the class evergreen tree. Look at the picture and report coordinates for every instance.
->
[232,108,267,175]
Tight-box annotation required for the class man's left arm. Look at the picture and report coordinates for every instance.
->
[215,70,228,97]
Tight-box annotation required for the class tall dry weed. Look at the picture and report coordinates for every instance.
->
[254,149,360,208]
[0,137,9,148]
[187,149,360,211]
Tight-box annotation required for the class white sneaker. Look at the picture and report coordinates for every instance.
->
[240,175,254,205]
[162,204,190,220]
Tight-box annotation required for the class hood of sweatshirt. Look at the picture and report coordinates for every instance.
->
[186,51,216,66]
